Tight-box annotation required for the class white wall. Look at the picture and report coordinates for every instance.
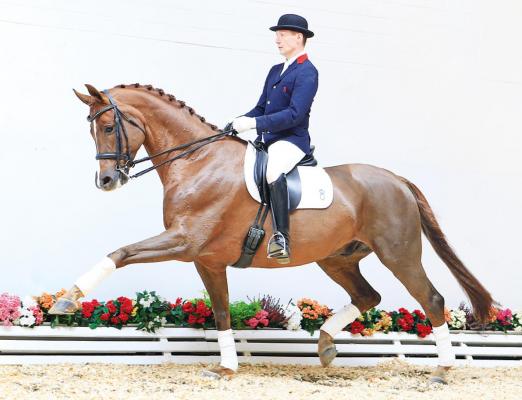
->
[1,0,520,311]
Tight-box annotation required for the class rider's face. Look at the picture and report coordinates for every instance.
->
[275,30,304,59]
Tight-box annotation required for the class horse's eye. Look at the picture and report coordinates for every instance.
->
[104,126,114,134]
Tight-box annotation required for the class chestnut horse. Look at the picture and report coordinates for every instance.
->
[51,83,493,382]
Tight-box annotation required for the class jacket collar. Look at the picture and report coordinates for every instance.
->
[272,53,308,85]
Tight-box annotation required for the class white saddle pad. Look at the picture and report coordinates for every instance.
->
[243,142,333,209]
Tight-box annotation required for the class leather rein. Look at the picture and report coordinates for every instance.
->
[87,90,234,183]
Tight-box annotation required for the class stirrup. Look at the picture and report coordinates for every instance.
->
[267,232,290,264]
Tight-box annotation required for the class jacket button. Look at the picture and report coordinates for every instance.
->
[267,100,271,104]
[272,85,276,89]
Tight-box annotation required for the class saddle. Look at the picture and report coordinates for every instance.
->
[232,141,328,269]
[252,140,318,210]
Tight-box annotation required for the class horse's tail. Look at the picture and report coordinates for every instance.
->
[399,177,494,323]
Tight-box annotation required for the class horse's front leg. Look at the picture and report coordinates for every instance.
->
[49,229,188,314]
[194,262,237,380]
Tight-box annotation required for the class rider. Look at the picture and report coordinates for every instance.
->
[231,14,318,264]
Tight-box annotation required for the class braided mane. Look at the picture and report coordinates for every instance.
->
[113,83,220,132]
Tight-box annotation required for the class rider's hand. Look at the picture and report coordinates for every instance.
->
[232,116,256,133]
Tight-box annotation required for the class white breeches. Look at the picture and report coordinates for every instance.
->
[266,140,306,184]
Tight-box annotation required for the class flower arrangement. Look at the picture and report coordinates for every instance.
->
[296,298,332,334]
[0,290,521,337]
[347,308,393,336]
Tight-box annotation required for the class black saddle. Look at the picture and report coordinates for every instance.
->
[231,141,318,269]
[252,140,317,210]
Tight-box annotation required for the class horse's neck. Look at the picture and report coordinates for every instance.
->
[136,98,216,184]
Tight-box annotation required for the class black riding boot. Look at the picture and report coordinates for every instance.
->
[267,174,290,264]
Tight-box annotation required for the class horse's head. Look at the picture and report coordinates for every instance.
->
[74,84,146,191]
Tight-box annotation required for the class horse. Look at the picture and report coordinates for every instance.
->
[50,83,494,383]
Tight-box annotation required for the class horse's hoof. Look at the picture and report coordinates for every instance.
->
[430,366,451,385]
[48,298,80,315]
[319,344,338,367]
[200,366,235,380]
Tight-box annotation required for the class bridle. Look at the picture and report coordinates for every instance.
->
[87,90,235,186]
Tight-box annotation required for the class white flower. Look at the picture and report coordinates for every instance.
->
[514,326,522,332]
[139,298,153,308]
[449,310,466,330]
[17,307,36,327]
[514,311,522,323]
[284,305,302,331]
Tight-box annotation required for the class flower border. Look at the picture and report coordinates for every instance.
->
[1,290,520,336]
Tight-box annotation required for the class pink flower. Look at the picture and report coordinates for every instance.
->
[31,307,44,325]
[497,308,513,325]
[246,318,259,328]
[0,293,22,326]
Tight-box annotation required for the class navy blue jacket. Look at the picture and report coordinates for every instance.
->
[244,53,318,155]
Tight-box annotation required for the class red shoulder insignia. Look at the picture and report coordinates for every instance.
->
[297,53,308,64]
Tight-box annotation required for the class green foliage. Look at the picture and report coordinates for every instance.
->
[229,300,261,329]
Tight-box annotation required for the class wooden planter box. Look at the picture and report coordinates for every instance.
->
[0,326,520,367]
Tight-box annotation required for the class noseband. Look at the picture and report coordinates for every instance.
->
[86,90,235,186]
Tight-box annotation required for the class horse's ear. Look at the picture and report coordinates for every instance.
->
[84,84,109,104]
[73,89,93,105]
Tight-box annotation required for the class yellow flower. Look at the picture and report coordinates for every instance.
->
[362,328,375,336]
[379,312,392,330]
[131,307,138,317]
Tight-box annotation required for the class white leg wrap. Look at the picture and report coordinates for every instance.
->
[74,256,116,296]
[320,304,361,338]
[432,323,455,366]
[217,329,238,371]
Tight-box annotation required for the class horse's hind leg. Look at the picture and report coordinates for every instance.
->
[370,230,454,384]
[316,243,379,366]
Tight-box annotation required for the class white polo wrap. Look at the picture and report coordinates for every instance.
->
[74,256,116,296]
[217,329,238,371]
[320,303,361,338]
[432,323,455,366]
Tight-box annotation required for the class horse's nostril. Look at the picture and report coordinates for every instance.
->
[102,176,113,186]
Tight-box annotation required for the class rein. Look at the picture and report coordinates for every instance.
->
[87,91,236,181]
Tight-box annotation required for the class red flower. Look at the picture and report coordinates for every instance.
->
[398,318,413,331]
[195,300,211,317]
[100,313,110,321]
[170,297,182,309]
[111,316,120,325]
[416,323,432,338]
[119,313,129,323]
[349,321,365,334]
[196,317,205,324]
[106,301,117,314]
[182,302,195,314]
[187,314,198,325]
[413,309,426,320]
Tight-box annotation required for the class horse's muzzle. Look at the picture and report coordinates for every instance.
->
[95,170,127,191]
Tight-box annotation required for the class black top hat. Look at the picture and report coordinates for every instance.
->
[270,14,314,38]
